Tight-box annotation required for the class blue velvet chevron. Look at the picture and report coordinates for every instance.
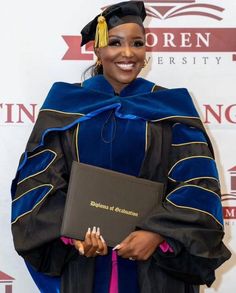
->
[167,185,223,225]
[169,157,219,182]
[172,123,207,145]
[18,150,56,183]
[12,185,52,223]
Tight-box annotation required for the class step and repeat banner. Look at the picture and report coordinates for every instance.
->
[0,0,235,292]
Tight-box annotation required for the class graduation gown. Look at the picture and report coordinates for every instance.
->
[11,75,231,293]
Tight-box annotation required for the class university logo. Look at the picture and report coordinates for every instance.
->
[0,271,14,293]
[143,0,224,21]
[61,1,236,62]
[222,166,236,220]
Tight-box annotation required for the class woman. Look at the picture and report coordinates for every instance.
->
[11,1,230,293]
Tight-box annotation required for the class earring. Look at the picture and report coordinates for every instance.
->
[96,59,102,66]
[143,57,150,68]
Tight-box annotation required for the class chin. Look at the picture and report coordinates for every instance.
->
[118,74,138,85]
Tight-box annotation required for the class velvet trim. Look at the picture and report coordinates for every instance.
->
[82,75,155,96]
[41,76,200,122]
[93,251,112,293]
[77,106,146,291]
[17,104,120,174]
[172,123,207,145]
[159,241,174,253]
[60,237,74,246]
[78,110,146,175]
[12,185,53,223]
[167,185,223,226]
[109,251,118,293]
[169,157,219,182]
[16,76,202,180]
[117,256,139,293]
[18,150,56,183]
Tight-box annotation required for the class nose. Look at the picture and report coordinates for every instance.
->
[121,45,134,58]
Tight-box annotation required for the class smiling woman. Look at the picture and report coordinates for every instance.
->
[11,1,231,293]
[95,23,146,93]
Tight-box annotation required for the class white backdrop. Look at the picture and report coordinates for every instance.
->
[0,0,235,292]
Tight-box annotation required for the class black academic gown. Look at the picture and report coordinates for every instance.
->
[11,75,231,293]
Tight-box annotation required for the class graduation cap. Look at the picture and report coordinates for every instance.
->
[80,1,146,48]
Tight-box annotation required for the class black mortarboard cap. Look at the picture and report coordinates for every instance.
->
[80,1,146,47]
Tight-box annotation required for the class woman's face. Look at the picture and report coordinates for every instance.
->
[96,23,146,94]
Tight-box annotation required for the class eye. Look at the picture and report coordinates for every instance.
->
[133,40,145,47]
[108,39,121,47]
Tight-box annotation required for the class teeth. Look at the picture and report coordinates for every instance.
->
[116,63,134,70]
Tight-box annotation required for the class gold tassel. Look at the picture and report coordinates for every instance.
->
[95,15,108,48]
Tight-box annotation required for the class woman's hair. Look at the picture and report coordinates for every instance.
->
[82,60,103,80]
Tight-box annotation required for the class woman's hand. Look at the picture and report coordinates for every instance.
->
[74,227,108,257]
[115,230,164,261]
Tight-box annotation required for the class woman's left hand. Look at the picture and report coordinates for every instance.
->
[115,230,164,261]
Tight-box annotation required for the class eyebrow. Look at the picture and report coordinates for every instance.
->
[108,35,145,39]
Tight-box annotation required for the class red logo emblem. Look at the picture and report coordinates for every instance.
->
[0,271,15,293]
[222,166,236,220]
[144,0,224,21]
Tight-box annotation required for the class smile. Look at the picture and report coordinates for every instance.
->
[115,62,135,71]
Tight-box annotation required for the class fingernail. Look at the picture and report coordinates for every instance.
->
[100,235,105,243]
[113,244,121,251]
[96,227,100,236]
[92,226,96,234]
[87,227,91,234]
[79,247,84,255]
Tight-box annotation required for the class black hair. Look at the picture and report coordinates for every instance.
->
[82,62,103,81]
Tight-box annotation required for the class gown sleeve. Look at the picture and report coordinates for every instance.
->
[138,122,231,286]
[11,121,77,276]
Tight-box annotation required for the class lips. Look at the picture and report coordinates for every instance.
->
[115,62,135,71]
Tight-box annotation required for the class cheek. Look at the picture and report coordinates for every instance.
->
[100,49,118,63]
[137,49,146,61]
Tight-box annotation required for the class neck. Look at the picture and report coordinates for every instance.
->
[102,75,130,95]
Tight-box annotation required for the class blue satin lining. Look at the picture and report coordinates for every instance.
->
[168,185,223,225]
[25,261,60,293]
[12,185,52,222]
[18,150,56,182]
[172,123,207,144]
[169,157,219,182]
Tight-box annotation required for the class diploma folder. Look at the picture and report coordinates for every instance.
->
[61,161,163,247]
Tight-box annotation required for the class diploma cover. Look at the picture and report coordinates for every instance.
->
[61,161,163,247]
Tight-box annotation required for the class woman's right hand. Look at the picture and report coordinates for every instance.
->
[73,227,108,257]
